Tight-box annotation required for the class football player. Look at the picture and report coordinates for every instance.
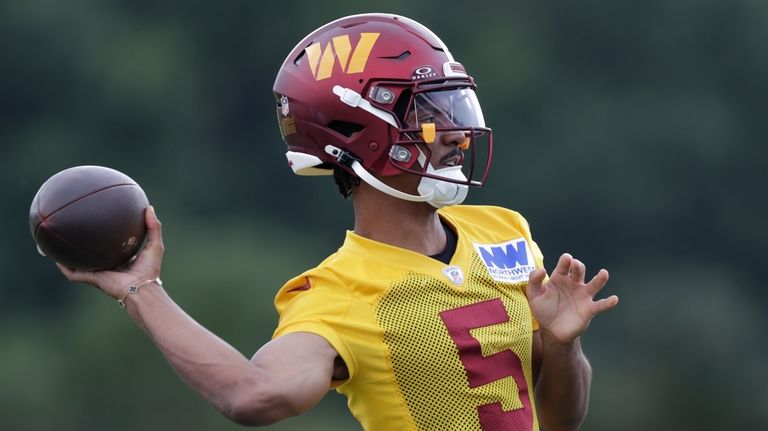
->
[59,13,618,431]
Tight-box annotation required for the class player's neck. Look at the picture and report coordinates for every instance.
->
[351,183,446,256]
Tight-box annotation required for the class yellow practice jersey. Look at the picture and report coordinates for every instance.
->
[273,205,545,431]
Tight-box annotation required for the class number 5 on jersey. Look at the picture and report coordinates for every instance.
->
[440,298,533,430]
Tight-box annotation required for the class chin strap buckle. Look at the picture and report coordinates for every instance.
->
[324,145,360,169]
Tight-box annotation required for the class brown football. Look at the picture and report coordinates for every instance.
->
[29,165,149,271]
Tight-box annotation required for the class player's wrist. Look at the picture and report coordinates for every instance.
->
[538,328,583,352]
[117,276,163,308]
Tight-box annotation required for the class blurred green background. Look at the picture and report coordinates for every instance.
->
[2,0,766,430]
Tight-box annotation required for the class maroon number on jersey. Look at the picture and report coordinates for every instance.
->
[440,299,533,431]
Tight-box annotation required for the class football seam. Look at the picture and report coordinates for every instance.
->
[36,220,106,267]
[33,182,140,239]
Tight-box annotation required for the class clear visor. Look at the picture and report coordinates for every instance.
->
[405,88,486,128]
[391,86,492,187]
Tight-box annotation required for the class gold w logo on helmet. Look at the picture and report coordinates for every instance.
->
[305,33,380,81]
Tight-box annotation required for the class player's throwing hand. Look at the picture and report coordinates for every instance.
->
[57,206,165,305]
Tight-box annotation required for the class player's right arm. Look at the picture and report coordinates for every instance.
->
[57,206,337,426]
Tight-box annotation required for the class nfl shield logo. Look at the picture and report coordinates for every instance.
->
[280,95,290,116]
[442,265,465,286]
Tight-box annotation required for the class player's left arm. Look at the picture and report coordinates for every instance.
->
[527,253,619,431]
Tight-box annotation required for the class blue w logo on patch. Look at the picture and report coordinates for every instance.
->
[478,240,529,269]
[473,238,536,283]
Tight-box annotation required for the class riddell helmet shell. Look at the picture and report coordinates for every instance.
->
[274,13,493,196]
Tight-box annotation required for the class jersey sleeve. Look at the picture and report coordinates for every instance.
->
[273,270,357,386]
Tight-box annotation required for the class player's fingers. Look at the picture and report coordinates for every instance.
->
[569,258,586,283]
[145,205,160,232]
[526,268,547,298]
[56,263,76,281]
[144,206,165,255]
[587,269,610,293]
[553,253,572,276]
[56,263,100,286]
[127,206,164,277]
[591,295,619,315]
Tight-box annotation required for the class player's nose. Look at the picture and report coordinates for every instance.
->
[438,130,470,150]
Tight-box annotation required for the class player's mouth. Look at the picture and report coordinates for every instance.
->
[439,151,464,168]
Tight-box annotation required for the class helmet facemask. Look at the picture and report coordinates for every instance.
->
[367,79,493,207]
[390,80,492,186]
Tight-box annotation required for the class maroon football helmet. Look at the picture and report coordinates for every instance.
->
[273,13,492,205]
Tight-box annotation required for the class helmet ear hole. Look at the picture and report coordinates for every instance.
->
[327,121,365,137]
[393,89,412,124]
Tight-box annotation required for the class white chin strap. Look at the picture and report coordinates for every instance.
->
[325,145,468,208]
[417,165,469,208]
